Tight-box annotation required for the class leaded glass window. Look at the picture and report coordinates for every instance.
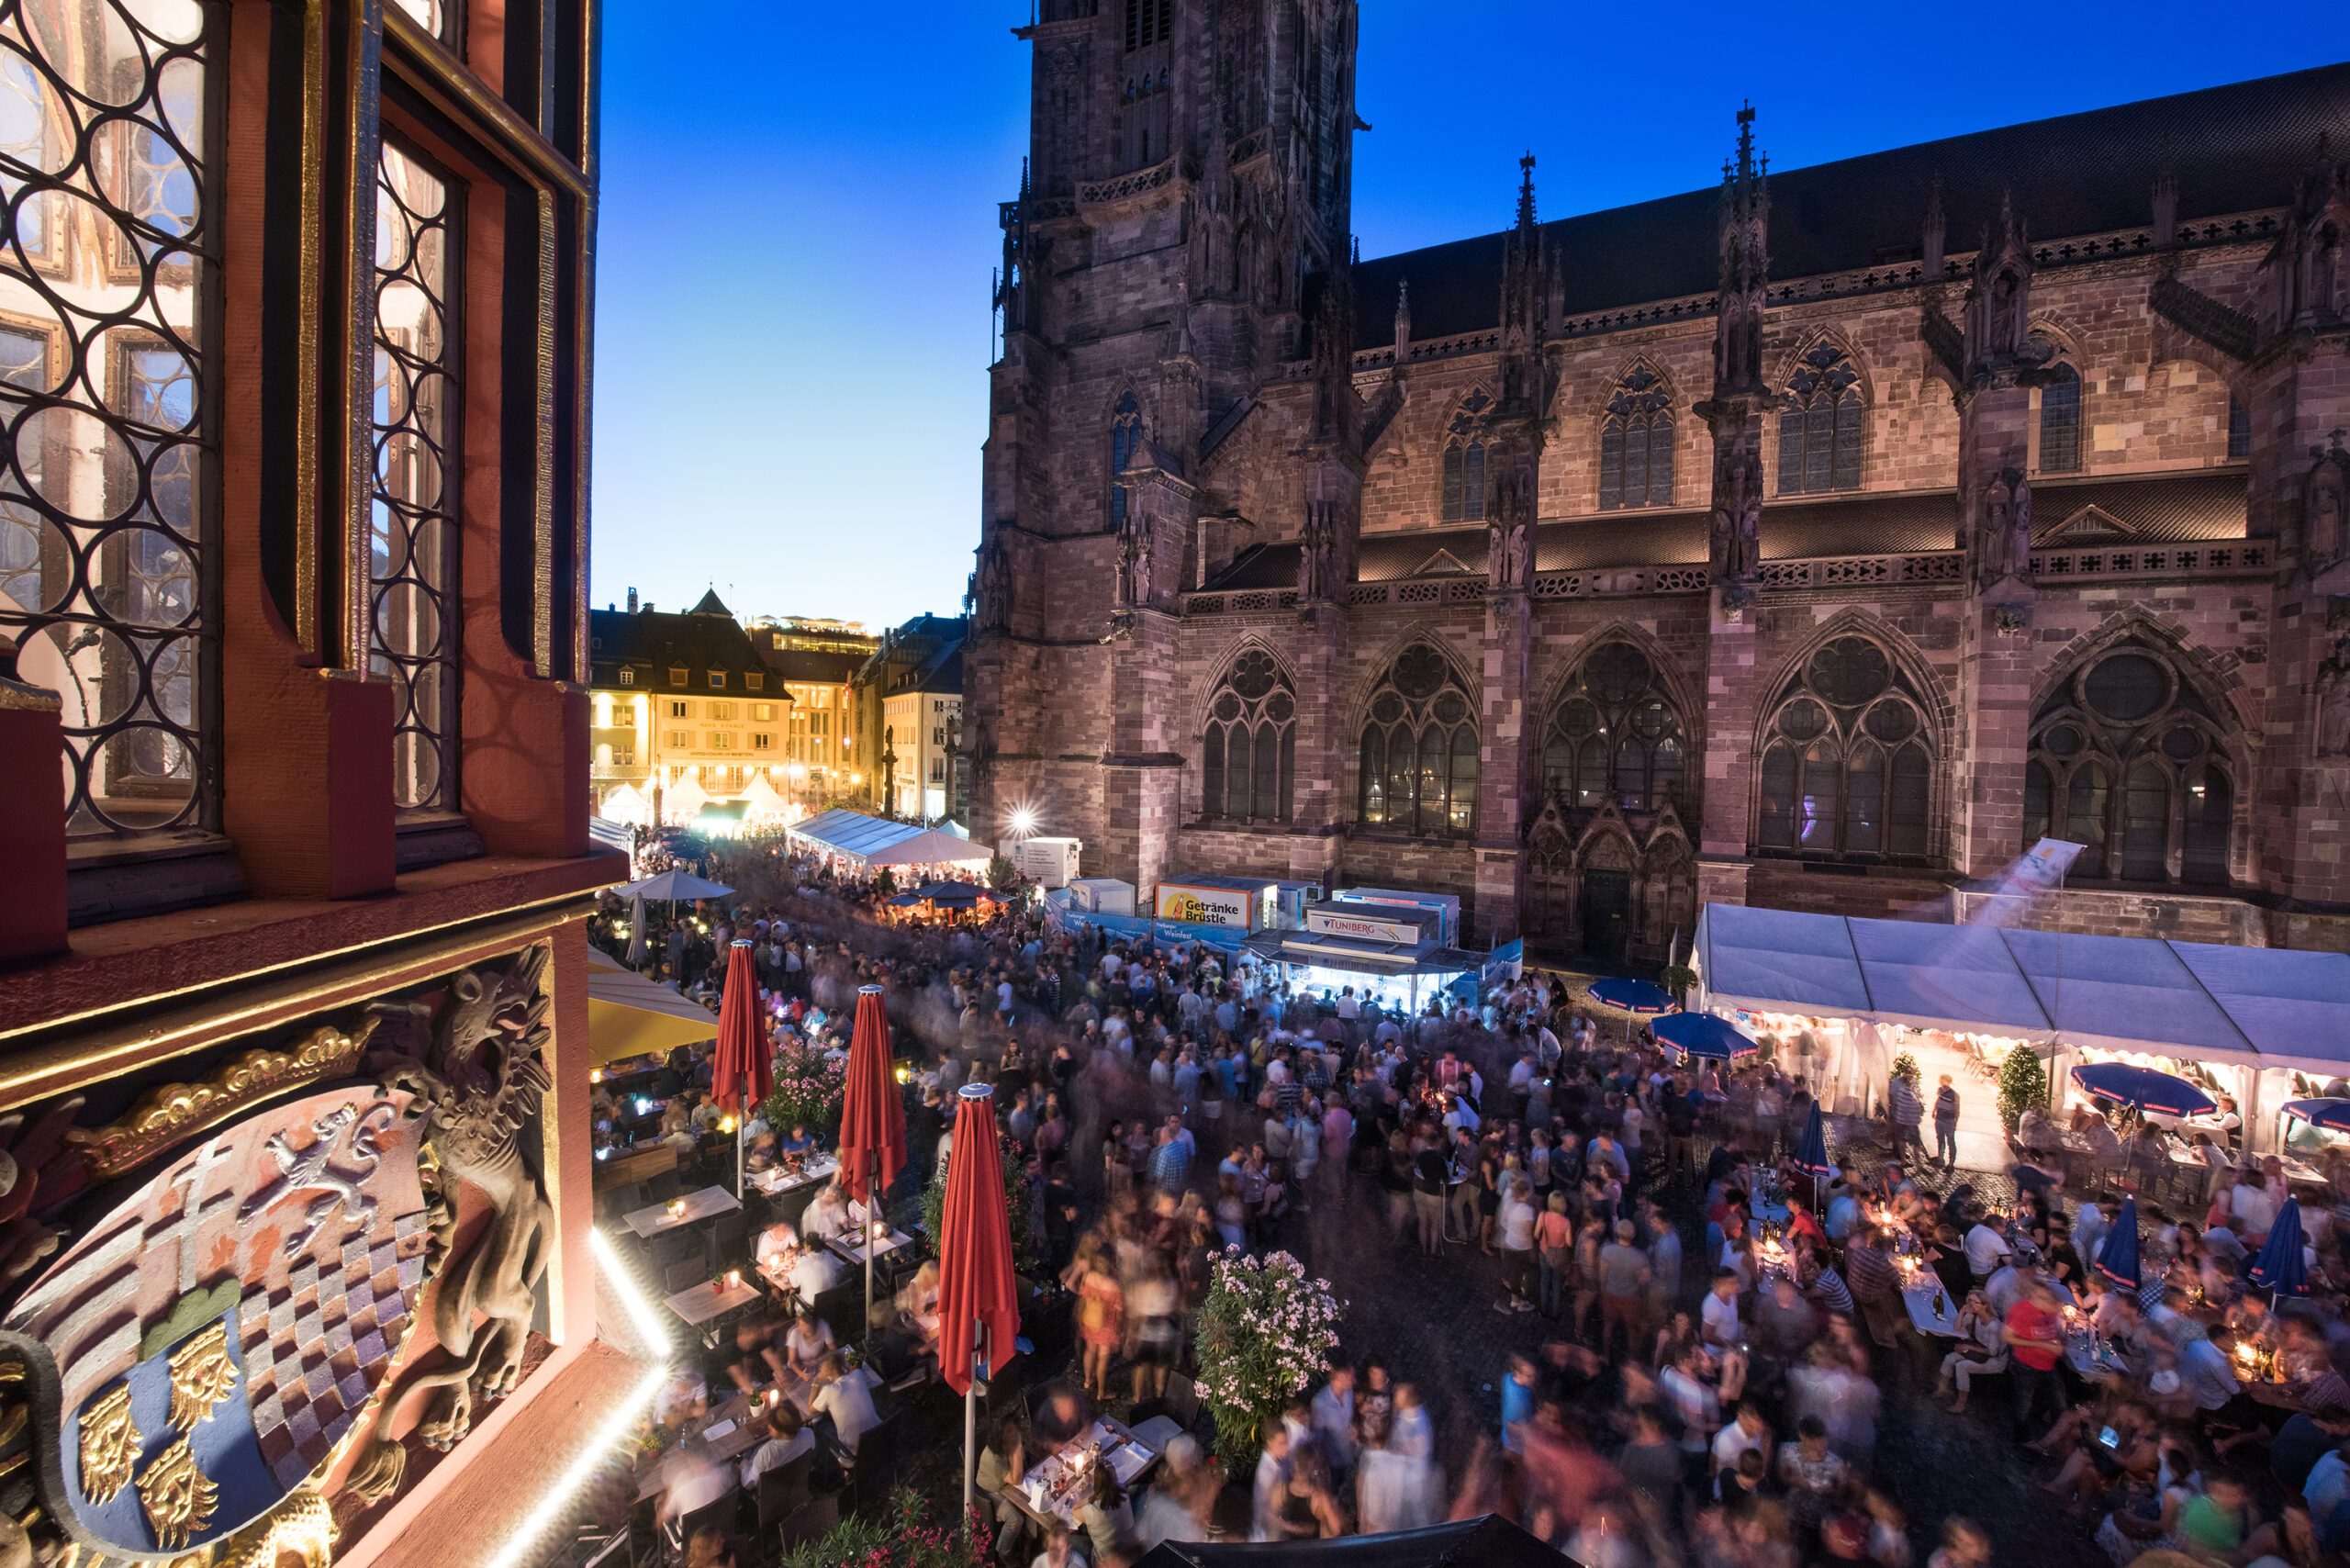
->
[2227,392,2250,460]
[1357,641,1477,833]
[372,138,459,811]
[1110,392,1140,528]
[1598,367,1673,510]
[2024,641,2232,886]
[2040,361,2081,474]
[1541,642,1685,812]
[1755,634,1934,858]
[1200,647,1294,822]
[1,0,213,836]
[1441,390,1491,523]
[1776,342,1863,495]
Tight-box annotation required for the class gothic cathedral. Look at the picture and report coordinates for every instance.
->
[964,0,2350,961]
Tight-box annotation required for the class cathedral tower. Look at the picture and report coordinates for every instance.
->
[969,0,1361,890]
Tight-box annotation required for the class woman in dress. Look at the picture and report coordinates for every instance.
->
[1066,1239,1125,1400]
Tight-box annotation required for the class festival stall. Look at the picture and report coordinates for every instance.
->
[787,806,993,879]
[1693,902,2350,1156]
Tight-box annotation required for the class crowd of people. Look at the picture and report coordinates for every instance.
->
[595,834,2350,1568]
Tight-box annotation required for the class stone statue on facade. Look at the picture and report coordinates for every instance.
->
[2318,633,2350,758]
[1710,452,1762,585]
[345,946,556,1497]
[2304,435,2349,573]
[1298,508,1335,601]
[977,537,1012,632]
[1117,522,1154,610]
[1976,469,2034,587]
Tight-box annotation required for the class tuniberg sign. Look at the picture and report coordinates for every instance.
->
[1305,908,1425,946]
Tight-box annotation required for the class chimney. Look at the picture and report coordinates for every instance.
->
[626,587,639,614]
[1922,175,1946,279]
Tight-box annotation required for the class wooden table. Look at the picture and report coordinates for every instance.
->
[665,1277,764,1327]
[2065,1328,2128,1380]
[624,1184,741,1238]
[828,1228,917,1269]
[1003,1417,1159,1529]
[1900,1276,1963,1338]
[749,1156,838,1196]
[593,1143,679,1192]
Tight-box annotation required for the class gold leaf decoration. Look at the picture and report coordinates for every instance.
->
[166,1321,237,1432]
[76,1384,139,1506]
[68,1018,379,1182]
[136,1436,218,1552]
[207,1487,337,1568]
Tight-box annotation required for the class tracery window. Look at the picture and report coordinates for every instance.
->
[1125,0,1171,50]
[2039,361,2081,475]
[0,0,214,835]
[1756,635,1934,858]
[1776,343,1863,495]
[1598,368,1674,510]
[1541,643,1685,812]
[2228,392,2251,460]
[2021,642,2232,885]
[1110,392,1141,527]
[371,138,459,810]
[1358,642,1478,834]
[1200,647,1294,822]
[1441,390,1491,523]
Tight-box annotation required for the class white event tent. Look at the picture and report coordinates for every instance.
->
[1694,902,2350,1077]
[787,807,990,871]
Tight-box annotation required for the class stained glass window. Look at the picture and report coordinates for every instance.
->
[1358,642,1477,833]
[2040,363,2081,474]
[1754,635,1934,858]
[2026,641,2232,886]
[1598,367,1674,510]
[1776,343,1863,495]
[1,0,214,836]
[1199,648,1294,822]
[1441,391,1492,523]
[1540,642,1685,812]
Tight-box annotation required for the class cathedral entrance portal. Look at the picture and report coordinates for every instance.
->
[1581,869,1630,964]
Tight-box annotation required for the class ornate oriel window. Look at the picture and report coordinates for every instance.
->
[371,138,459,811]
[1756,635,1934,858]
[1776,342,1863,495]
[1598,368,1674,510]
[1109,392,1141,527]
[1199,648,1294,822]
[2040,361,2082,474]
[1541,643,1685,812]
[1,0,214,836]
[1358,642,1478,834]
[1441,390,1491,523]
[2021,642,2232,885]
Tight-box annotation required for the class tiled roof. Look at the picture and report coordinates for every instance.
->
[587,606,782,692]
[763,647,867,685]
[1349,62,2350,350]
[1197,473,2247,589]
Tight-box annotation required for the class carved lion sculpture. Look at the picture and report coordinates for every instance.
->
[344,947,555,1501]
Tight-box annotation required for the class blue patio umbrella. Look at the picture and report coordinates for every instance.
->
[1651,1011,1761,1061]
[1792,1101,1834,1180]
[2284,1099,2350,1132]
[2069,1062,2217,1118]
[1586,977,1676,1014]
[2095,1195,2142,1290]
[2251,1198,2310,1298]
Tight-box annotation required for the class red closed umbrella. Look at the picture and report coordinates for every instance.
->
[837,984,908,1336]
[711,939,772,1193]
[940,1083,1020,1512]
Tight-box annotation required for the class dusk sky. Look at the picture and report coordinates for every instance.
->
[588,2,2347,634]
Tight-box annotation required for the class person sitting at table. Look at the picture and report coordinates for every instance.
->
[976,1417,1036,1564]
[1029,1379,1096,1451]
[740,1402,814,1489]
[778,1123,818,1156]
[655,1431,734,1529]
[2185,1094,2244,1147]
[754,1215,800,1271]
[784,1308,834,1373]
[802,1183,851,1244]
[1935,1290,2010,1414]
[655,1367,710,1433]
[786,1240,841,1305]
[724,1315,789,1395]
[744,1130,779,1174]
[809,1351,880,1455]
[683,1525,736,1568]
[901,1260,943,1346]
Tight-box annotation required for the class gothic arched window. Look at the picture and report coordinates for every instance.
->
[1542,643,1685,812]
[1110,393,1141,527]
[2040,360,2082,474]
[1441,390,1493,523]
[1358,642,1478,834]
[2020,641,2233,886]
[1777,342,1863,495]
[1200,648,1295,823]
[1598,367,1674,510]
[1756,634,1935,858]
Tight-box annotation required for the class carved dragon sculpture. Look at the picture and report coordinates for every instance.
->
[343,947,555,1500]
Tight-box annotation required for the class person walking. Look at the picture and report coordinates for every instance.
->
[1932,1075,1962,1172]
[1887,1070,1923,1163]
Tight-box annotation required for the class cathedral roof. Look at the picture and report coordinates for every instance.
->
[1199,473,2248,590]
[1350,62,2350,351]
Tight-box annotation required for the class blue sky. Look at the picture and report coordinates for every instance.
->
[588,2,2345,633]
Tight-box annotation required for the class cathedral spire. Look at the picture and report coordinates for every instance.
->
[1712,103,1769,397]
[1516,151,1538,233]
[1499,153,1546,413]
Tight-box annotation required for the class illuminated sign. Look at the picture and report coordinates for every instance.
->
[1157,885,1253,928]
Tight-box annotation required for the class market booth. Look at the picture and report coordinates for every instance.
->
[1242,892,1484,1014]
[786,806,992,878]
[1693,902,2350,1158]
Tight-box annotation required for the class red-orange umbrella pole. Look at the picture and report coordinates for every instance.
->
[838,984,906,1341]
[940,1083,1020,1514]
[712,939,771,1195]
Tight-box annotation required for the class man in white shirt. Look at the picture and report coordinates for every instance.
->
[755,1219,800,1270]
[1250,1427,1292,1541]
[1711,1405,1771,1485]
[811,1360,880,1453]
[1964,1217,2013,1280]
[740,1406,815,1488]
[788,1244,842,1303]
[1701,1270,1743,1349]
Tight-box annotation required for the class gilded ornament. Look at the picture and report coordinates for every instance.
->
[165,1321,237,1432]
[76,1384,139,1505]
[208,1487,337,1568]
[67,1019,378,1182]
[136,1436,218,1551]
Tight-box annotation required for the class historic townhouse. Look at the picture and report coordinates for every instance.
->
[964,0,2350,960]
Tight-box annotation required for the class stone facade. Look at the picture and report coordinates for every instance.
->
[965,3,2350,959]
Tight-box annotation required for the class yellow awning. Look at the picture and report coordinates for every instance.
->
[587,948,719,1068]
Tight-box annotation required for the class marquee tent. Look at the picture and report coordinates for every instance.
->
[788,807,990,869]
[1694,903,2350,1074]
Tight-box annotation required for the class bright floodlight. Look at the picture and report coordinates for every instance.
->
[1010,807,1036,835]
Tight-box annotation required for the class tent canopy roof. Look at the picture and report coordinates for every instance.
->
[585,948,718,1065]
[786,808,987,867]
[1695,903,2350,1070]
